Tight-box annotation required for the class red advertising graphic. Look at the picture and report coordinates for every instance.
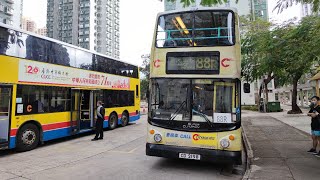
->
[18,60,130,89]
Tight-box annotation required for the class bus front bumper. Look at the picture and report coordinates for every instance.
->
[146,143,241,164]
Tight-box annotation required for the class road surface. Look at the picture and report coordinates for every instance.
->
[0,115,243,180]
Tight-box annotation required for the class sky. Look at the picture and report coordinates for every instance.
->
[268,0,302,23]
[23,0,302,66]
[23,0,163,66]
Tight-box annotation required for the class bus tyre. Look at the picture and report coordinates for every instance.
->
[121,112,129,127]
[16,123,40,152]
[108,113,118,130]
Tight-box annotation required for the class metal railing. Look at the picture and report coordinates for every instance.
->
[157,27,233,41]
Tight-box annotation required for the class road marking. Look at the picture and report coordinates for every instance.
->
[108,147,139,154]
[128,147,138,153]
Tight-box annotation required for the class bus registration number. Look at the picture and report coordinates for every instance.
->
[179,153,201,160]
[214,113,232,123]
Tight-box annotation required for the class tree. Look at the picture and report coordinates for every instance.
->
[140,54,150,79]
[241,18,280,105]
[140,54,151,100]
[274,0,320,13]
[165,0,238,7]
[275,16,320,113]
[241,16,320,114]
[141,79,149,100]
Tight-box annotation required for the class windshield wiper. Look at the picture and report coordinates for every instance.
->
[192,109,214,128]
[169,101,186,121]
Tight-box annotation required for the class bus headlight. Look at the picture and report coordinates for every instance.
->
[220,139,230,148]
[154,134,162,143]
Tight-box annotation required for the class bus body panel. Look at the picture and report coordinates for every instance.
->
[9,108,140,149]
[150,46,241,78]
[147,125,242,151]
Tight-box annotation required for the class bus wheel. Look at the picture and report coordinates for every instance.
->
[121,112,129,127]
[16,123,40,152]
[108,113,118,130]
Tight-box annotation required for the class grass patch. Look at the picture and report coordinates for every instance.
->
[241,105,258,111]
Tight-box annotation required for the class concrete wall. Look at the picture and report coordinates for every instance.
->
[241,82,256,105]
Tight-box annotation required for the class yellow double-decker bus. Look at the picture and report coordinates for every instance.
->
[146,8,242,164]
[0,23,140,151]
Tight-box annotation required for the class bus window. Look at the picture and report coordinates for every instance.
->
[215,85,233,113]
[25,36,49,63]
[150,79,191,121]
[136,85,139,97]
[0,27,19,57]
[16,85,71,115]
[156,10,235,48]
[192,82,214,122]
[157,12,193,47]
[50,43,76,67]
[76,49,93,70]
[194,11,234,46]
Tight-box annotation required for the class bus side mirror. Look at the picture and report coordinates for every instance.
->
[244,83,250,93]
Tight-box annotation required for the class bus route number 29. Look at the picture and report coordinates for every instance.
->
[214,113,232,123]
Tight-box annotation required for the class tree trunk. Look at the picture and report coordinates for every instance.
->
[264,81,269,104]
[257,83,264,111]
[288,79,302,114]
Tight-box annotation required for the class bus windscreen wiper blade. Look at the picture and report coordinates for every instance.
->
[169,101,186,121]
[192,109,214,127]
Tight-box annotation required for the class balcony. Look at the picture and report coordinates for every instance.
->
[5,0,14,4]
[4,7,13,15]
[3,18,12,25]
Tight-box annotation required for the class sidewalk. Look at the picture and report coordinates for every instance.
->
[242,110,320,180]
[268,105,310,135]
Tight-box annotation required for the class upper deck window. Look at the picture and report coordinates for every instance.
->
[0,26,139,79]
[156,10,235,48]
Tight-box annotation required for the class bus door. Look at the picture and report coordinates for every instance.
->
[213,82,235,123]
[0,85,12,149]
[71,89,101,132]
[71,89,81,134]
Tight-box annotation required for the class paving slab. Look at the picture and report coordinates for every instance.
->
[242,114,320,180]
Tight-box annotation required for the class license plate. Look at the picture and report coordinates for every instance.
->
[178,153,201,160]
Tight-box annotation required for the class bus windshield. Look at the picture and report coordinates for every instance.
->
[150,79,240,127]
[156,10,235,47]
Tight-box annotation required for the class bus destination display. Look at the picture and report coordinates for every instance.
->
[166,55,219,74]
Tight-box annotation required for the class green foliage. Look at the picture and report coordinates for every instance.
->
[241,16,320,113]
[275,16,320,86]
[241,105,258,111]
[241,18,275,83]
[140,54,151,99]
[140,78,149,100]
[166,0,238,7]
[274,0,320,13]
[140,54,150,79]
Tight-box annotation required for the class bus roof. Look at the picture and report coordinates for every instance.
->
[157,7,238,17]
[0,23,138,67]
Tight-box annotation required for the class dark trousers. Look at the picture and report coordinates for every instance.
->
[94,118,104,138]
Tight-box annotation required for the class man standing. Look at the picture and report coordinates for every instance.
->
[92,101,105,141]
[307,96,320,157]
